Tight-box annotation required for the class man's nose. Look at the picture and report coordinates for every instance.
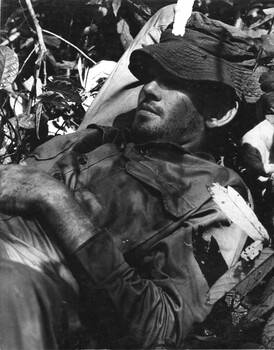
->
[142,80,161,100]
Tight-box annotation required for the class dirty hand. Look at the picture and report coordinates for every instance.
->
[0,164,69,216]
[0,164,95,253]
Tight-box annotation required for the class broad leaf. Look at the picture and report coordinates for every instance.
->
[16,112,35,130]
[209,183,269,244]
[0,46,19,89]
[35,102,43,140]
[126,0,151,20]
[112,0,121,17]
[45,78,82,104]
[42,34,61,48]
[38,91,71,109]
[117,19,133,49]
[52,60,77,70]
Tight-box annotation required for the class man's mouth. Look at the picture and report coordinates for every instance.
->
[137,103,159,116]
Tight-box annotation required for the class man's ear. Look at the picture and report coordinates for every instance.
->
[205,101,239,128]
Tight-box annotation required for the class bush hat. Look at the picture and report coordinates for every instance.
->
[129,12,263,103]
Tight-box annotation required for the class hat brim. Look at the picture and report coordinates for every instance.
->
[129,29,262,103]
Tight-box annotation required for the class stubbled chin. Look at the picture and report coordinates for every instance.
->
[131,121,162,144]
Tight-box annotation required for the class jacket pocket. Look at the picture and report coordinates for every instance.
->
[126,160,197,218]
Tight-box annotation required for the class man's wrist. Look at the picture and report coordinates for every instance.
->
[39,183,72,214]
[37,184,96,255]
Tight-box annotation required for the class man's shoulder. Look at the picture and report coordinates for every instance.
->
[188,152,249,201]
[25,126,122,170]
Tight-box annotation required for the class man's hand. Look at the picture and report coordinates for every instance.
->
[0,165,69,216]
[0,164,96,255]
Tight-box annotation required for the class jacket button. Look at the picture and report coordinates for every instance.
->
[53,172,63,181]
[79,156,87,165]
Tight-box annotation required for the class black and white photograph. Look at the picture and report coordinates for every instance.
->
[1,0,274,349]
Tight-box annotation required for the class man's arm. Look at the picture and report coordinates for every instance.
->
[0,165,95,253]
[0,165,247,348]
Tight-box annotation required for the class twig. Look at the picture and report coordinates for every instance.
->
[25,0,47,66]
[42,29,97,65]
[24,0,47,114]
[17,44,37,76]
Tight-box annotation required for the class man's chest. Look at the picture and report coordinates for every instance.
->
[48,143,218,253]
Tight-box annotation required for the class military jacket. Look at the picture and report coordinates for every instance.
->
[1,126,249,348]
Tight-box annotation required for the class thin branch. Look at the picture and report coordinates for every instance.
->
[18,0,33,33]
[42,29,96,65]
[24,0,47,114]
[17,44,37,76]
[25,0,47,65]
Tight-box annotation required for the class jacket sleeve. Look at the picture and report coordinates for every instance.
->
[70,199,247,349]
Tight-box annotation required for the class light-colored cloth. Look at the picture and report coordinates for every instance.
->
[0,260,78,350]
[241,119,274,177]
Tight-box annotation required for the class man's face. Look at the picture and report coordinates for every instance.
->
[131,70,205,147]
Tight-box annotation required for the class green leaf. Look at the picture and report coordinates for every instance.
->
[38,91,71,109]
[35,102,43,140]
[0,46,19,89]
[45,78,82,104]
[112,0,121,16]
[16,112,35,130]
[42,34,61,48]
